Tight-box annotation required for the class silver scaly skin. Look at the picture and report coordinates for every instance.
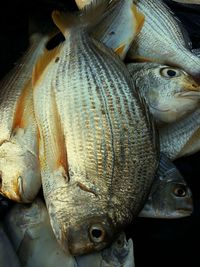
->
[32,3,158,256]
[139,153,193,218]
[159,108,200,159]
[128,0,200,81]
[127,62,200,124]
[0,34,49,202]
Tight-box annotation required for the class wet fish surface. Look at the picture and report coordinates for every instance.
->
[0,34,50,202]
[128,0,200,80]
[32,1,158,256]
[3,198,76,267]
[127,62,200,124]
[139,153,193,218]
[172,0,200,4]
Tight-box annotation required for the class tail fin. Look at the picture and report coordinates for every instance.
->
[51,0,110,38]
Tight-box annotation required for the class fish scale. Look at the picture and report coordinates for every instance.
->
[33,4,158,255]
[129,0,200,78]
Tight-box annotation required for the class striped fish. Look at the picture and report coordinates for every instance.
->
[127,0,200,81]
[76,0,145,59]
[32,1,158,256]
[0,34,49,202]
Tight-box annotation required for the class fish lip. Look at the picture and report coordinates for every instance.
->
[149,103,170,112]
[175,91,200,99]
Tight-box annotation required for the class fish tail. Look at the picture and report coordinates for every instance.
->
[51,0,111,38]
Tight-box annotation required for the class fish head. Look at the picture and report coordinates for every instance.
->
[0,141,41,203]
[142,66,200,123]
[66,215,115,255]
[140,168,193,219]
[46,180,118,256]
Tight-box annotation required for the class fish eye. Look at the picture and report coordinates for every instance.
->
[89,224,105,243]
[160,68,181,78]
[173,184,187,197]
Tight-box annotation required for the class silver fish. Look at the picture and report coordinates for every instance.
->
[160,108,200,159]
[0,223,21,267]
[75,232,135,267]
[139,153,193,218]
[3,198,76,267]
[32,1,158,256]
[0,34,50,202]
[127,62,200,124]
[128,0,200,81]
[79,0,145,59]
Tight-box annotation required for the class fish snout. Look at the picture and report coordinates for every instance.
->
[66,215,115,256]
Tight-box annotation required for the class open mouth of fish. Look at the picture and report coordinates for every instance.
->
[149,103,170,113]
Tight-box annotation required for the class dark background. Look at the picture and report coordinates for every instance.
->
[1,1,200,266]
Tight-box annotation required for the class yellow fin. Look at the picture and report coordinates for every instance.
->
[132,4,145,34]
[114,44,126,57]
[12,80,32,129]
[32,45,61,87]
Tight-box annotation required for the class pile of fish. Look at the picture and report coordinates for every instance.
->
[0,0,199,266]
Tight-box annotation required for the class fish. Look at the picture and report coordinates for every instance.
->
[75,232,135,267]
[159,108,200,159]
[32,1,158,256]
[0,33,49,203]
[127,62,200,124]
[172,0,200,4]
[3,198,76,267]
[76,0,145,59]
[127,0,200,81]
[0,223,21,267]
[139,153,193,218]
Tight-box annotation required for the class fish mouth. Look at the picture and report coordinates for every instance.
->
[175,91,200,100]
[149,103,170,112]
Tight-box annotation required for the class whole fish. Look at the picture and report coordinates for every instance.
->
[32,1,158,256]
[3,198,76,267]
[76,0,145,59]
[0,33,51,203]
[127,0,200,81]
[160,108,200,159]
[0,223,21,267]
[75,232,135,267]
[139,153,193,218]
[172,0,200,4]
[127,62,200,123]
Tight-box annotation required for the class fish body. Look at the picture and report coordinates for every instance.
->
[0,34,50,202]
[128,0,200,80]
[75,0,145,60]
[0,223,21,267]
[139,153,193,218]
[32,3,158,255]
[3,198,76,267]
[76,232,135,267]
[160,108,200,159]
[127,62,200,123]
